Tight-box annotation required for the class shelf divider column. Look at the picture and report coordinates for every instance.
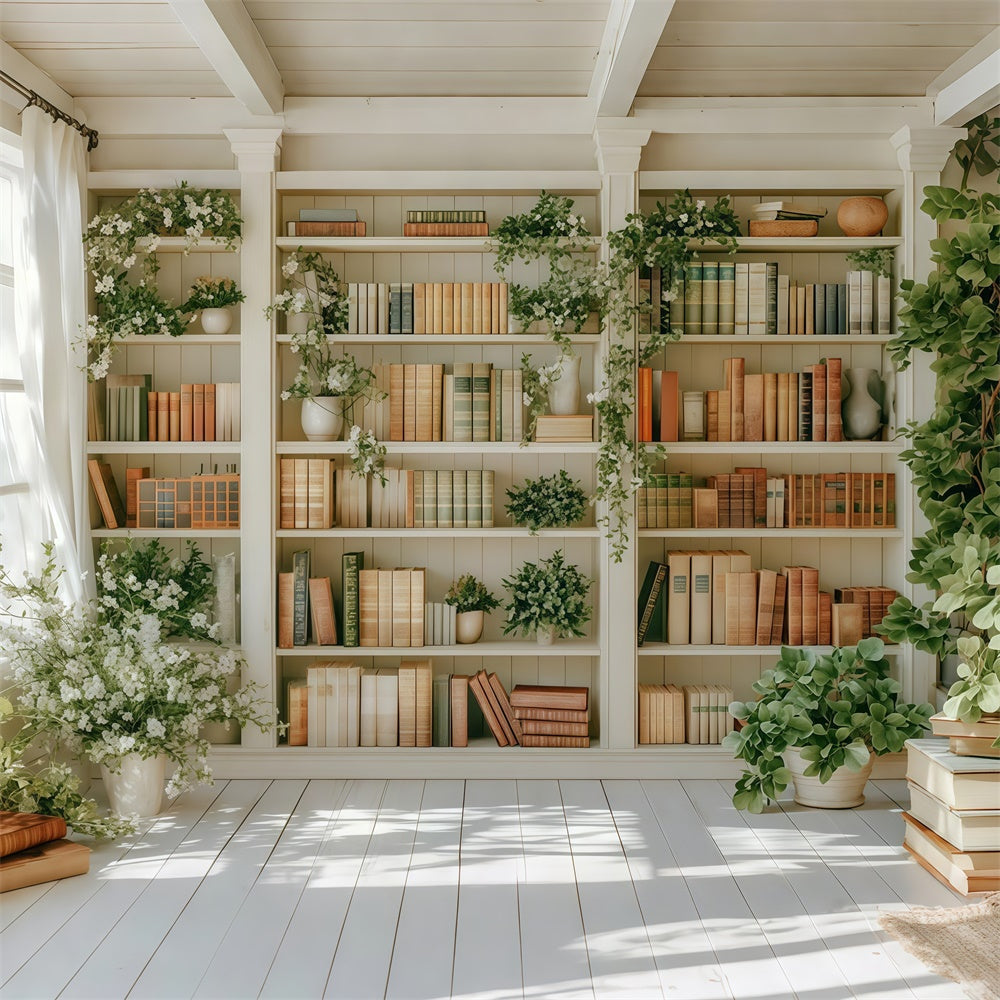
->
[595,126,650,750]
[226,128,281,748]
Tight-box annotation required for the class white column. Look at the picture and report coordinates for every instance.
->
[594,125,650,751]
[890,125,966,704]
[225,127,281,747]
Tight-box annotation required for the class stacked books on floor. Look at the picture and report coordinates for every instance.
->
[338,281,508,335]
[404,209,490,237]
[508,684,590,747]
[903,737,1000,894]
[637,553,896,648]
[640,260,890,337]
[637,684,734,745]
[0,812,90,893]
[285,207,366,237]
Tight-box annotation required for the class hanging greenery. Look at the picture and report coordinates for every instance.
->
[82,183,242,380]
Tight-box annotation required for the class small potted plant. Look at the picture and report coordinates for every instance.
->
[725,639,933,811]
[182,275,245,334]
[444,574,500,644]
[502,549,592,645]
[505,469,587,533]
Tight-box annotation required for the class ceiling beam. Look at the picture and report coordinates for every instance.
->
[927,27,1000,126]
[589,0,676,118]
[166,0,283,116]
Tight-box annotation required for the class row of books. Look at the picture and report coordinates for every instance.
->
[375,468,496,529]
[405,210,489,236]
[336,282,509,336]
[637,684,735,745]
[638,469,896,530]
[277,460,367,530]
[640,264,891,337]
[277,561,338,647]
[0,812,90,894]
[423,603,459,645]
[903,737,999,894]
[637,552,896,647]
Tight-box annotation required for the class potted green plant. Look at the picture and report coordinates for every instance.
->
[725,639,933,811]
[502,549,592,645]
[182,275,245,334]
[505,469,587,532]
[444,574,500,644]
[877,114,1000,748]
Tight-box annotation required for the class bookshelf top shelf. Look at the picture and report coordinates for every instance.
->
[277,527,602,539]
[647,441,903,454]
[638,643,900,657]
[87,441,241,455]
[92,528,240,539]
[638,528,903,539]
[276,441,599,455]
[119,334,240,345]
[277,640,600,658]
[645,334,892,345]
[275,236,602,254]
[692,237,903,253]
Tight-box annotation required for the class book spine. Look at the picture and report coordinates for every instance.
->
[700,261,719,335]
[717,261,735,336]
[342,552,362,647]
[684,262,703,335]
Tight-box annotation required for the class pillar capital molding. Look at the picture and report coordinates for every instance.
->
[224,128,282,172]
[593,125,650,175]
[891,125,966,174]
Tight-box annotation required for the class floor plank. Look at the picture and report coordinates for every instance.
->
[385,779,464,1000]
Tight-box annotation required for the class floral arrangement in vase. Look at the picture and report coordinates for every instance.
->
[182,275,245,334]
[505,469,587,533]
[267,249,347,337]
[502,549,592,645]
[444,574,500,644]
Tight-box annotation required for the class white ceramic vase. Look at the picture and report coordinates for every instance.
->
[199,307,233,335]
[536,624,557,646]
[547,353,582,415]
[101,752,167,817]
[456,610,484,644]
[784,746,874,808]
[842,367,884,440]
[301,396,344,442]
[285,311,310,335]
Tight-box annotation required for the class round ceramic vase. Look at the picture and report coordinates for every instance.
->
[784,746,874,808]
[300,396,344,441]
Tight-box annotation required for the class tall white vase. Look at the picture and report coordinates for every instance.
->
[101,752,166,817]
[300,396,344,441]
[842,367,884,440]
[547,353,582,415]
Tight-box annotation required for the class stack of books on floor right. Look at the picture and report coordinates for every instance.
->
[0,811,91,893]
[902,736,1000,895]
[510,684,590,747]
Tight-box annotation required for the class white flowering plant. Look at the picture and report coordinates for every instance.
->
[346,424,388,484]
[182,275,245,312]
[266,250,348,338]
[1,545,276,799]
[518,351,570,442]
[280,337,381,414]
[502,549,592,639]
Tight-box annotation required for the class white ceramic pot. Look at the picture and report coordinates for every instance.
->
[784,746,874,808]
[842,367,884,440]
[536,624,557,646]
[285,311,310,335]
[547,353,582,415]
[101,752,166,817]
[456,610,485,644]
[300,396,344,442]
[200,307,233,335]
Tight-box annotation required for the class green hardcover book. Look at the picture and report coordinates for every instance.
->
[389,282,402,335]
[452,470,468,529]
[814,282,826,335]
[825,282,838,335]
[717,261,735,335]
[467,470,482,529]
[107,386,118,441]
[700,261,719,335]
[644,582,669,644]
[292,549,311,646]
[413,470,424,528]
[494,369,504,442]
[432,673,450,747]
[453,363,473,443]
[766,262,779,335]
[437,470,453,528]
[482,470,494,529]
[341,551,364,647]
[122,386,132,442]
[684,261,703,335]
[423,470,438,528]
[471,363,491,443]
[668,265,685,335]
[637,560,668,646]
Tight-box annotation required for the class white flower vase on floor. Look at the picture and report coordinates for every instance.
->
[200,307,233,335]
[547,353,582,415]
[301,396,344,442]
[784,746,874,808]
[536,624,556,646]
[455,610,484,644]
[842,367,884,441]
[101,753,166,818]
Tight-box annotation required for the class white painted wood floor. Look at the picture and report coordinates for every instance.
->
[0,779,971,1000]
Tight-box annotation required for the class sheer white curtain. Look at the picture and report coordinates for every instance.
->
[12,106,92,601]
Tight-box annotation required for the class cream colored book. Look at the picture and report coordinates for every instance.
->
[375,669,398,747]
[905,739,1000,809]
[360,670,377,747]
[907,781,1000,852]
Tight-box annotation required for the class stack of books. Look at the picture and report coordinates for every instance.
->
[903,738,1000,894]
[510,684,590,747]
[358,567,426,647]
[637,473,694,528]
[533,415,594,443]
[748,201,828,236]
[285,207,366,237]
[277,551,338,648]
[0,812,90,893]
[750,201,828,222]
[404,209,489,237]
[685,685,735,744]
[930,713,1000,759]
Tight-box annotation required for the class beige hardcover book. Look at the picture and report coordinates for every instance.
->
[452,283,462,333]
[724,572,740,646]
[949,736,1000,758]
[498,282,508,333]
[324,663,340,748]
[397,662,417,747]
[306,662,327,747]
[293,458,308,529]
[377,568,393,647]
[389,363,405,441]
[743,372,764,442]
[359,670,377,747]
[286,679,308,747]
[763,372,778,441]
[308,577,338,645]
[490,282,500,334]
[666,552,691,645]
[738,571,758,646]
[429,282,442,334]
[412,660,434,747]
[638,685,651,744]
[905,739,1000,810]
[413,283,426,335]
[776,372,789,441]
[472,281,483,333]
[359,569,379,647]
[375,669,398,747]
[415,364,434,442]
[346,665,361,747]
[685,686,701,745]
[450,674,469,747]
[708,685,720,745]
[755,569,778,646]
[907,781,1000,851]
[461,282,474,334]
[711,552,732,645]
[392,568,411,647]
[748,262,768,335]
[902,812,1000,895]
[929,714,1000,740]
[689,551,713,646]
[409,568,425,647]
[669,684,686,744]
[279,458,294,529]
[442,282,454,333]
[652,684,664,743]
[403,363,417,442]
[367,282,378,334]
[431,363,443,442]
[277,572,295,649]
[699,684,710,744]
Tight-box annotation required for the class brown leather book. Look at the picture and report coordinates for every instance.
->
[511,706,590,723]
[519,735,590,748]
[660,370,679,442]
[403,364,417,442]
[468,672,507,746]
[743,373,764,442]
[450,675,469,748]
[770,573,788,645]
[157,390,169,441]
[180,383,193,441]
[403,222,489,236]
[277,572,295,649]
[0,812,67,858]
[801,567,820,645]
[755,569,778,646]
[810,363,827,442]
[87,459,125,529]
[477,671,516,744]
[520,720,589,737]
[308,577,337,646]
[287,221,366,237]
[510,685,589,711]
[487,673,522,744]
[0,839,90,893]
[193,383,205,441]
[825,357,843,441]
[781,566,803,645]
[146,391,157,442]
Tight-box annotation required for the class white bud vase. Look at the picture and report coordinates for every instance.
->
[536,624,556,646]
[286,311,310,335]
[301,396,344,442]
[547,353,582,415]
[842,367,883,441]
[200,307,232,335]
[101,752,166,818]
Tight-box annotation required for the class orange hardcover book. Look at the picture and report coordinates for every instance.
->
[737,571,758,645]
[277,572,295,648]
[203,385,215,442]
[0,839,90,893]
[168,391,181,442]
[743,373,764,442]
[308,577,338,645]
[193,384,205,442]
[521,719,590,737]
[810,363,827,442]
[505,684,590,711]
[288,221,366,236]
[755,569,777,645]
[468,672,507,746]
[781,566,803,645]
[87,459,125,529]
[776,372,789,440]
[519,735,590,748]
[512,706,590,723]
[403,364,417,442]
[180,383,194,441]
[0,812,67,858]
[825,357,842,441]
[638,368,653,442]
[125,466,150,529]
[413,283,426,335]
[763,372,778,441]
[415,364,434,442]
[717,389,731,442]
[705,390,719,441]
[660,370,679,442]
[487,673,523,744]
[146,391,157,441]
[477,670,516,745]
[693,488,719,528]
[801,567,820,645]
[818,590,833,645]
[770,572,788,645]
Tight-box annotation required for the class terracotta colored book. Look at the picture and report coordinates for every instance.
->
[781,566,803,645]
[637,368,653,442]
[763,372,778,441]
[0,839,90,893]
[308,577,337,646]
[477,670,516,745]
[276,572,295,649]
[468,671,508,746]
[810,363,827,442]
[193,383,205,441]
[512,706,590,723]
[770,572,788,644]
[825,357,843,441]
[519,735,590,748]
[287,221,366,236]
[403,222,489,236]
[755,569,777,645]
[487,672,523,744]
[743,373,764,441]
[510,685,589,711]
[0,812,67,858]
[146,391,157,441]
[125,466,150,529]
[87,459,126,529]
[520,720,589,737]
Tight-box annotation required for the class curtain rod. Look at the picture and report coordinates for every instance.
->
[0,69,99,150]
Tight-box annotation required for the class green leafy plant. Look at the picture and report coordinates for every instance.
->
[846,248,895,277]
[505,469,587,532]
[182,275,245,311]
[502,549,592,639]
[266,249,348,338]
[876,116,1000,729]
[953,113,1000,190]
[444,574,500,614]
[725,639,934,813]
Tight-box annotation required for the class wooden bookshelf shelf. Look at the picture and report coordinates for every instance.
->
[638,528,902,538]
[644,334,893,345]
[275,236,602,254]
[647,441,903,454]
[276,440,599,455]
[691,236,903,253]
[276,527,601,538]
[87,441,241,455]
[637,643,900,657]
[276,333,601,346]
[92,528,240,539]
[119,334,240,345]
[277,640,600,657]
